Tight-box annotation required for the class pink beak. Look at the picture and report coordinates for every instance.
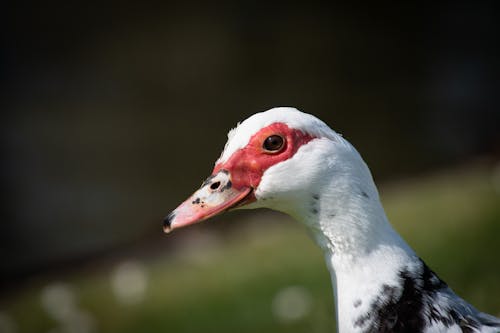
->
[163,170,254,233]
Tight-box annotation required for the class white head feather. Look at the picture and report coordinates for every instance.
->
[216,107,353,165]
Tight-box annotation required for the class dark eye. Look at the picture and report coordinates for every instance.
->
[263,135,284,152]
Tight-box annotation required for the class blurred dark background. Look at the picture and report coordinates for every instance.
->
[1,1,499,332]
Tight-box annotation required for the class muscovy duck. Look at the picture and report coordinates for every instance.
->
[164,107,500,333]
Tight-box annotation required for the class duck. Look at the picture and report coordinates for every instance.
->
[163,107,500,333]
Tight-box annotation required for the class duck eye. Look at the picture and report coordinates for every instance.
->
[263,135,284,152]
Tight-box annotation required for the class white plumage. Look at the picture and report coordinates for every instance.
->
[165,107,500,333]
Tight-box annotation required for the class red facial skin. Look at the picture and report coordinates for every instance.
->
[213,122,316,191]
[164,122,316,233]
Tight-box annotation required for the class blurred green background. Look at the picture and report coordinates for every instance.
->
[2,2,499,333]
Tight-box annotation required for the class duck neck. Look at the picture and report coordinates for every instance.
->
[296,184,417,332]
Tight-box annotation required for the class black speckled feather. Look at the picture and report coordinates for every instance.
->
[354,260,500,333]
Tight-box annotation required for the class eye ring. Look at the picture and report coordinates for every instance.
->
[263,134,285,153]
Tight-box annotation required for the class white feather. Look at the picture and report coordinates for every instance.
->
[216,107,500,333]
[216,107,350,165]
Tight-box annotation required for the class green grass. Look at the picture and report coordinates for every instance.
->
[2,163,500,333]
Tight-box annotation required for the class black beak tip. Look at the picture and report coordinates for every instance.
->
[163,212,175,233]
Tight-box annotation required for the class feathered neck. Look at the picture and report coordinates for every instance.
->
[290,159,419,332]
[271,139,500,332]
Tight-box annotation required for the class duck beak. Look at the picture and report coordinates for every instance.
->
[163,170,254,233]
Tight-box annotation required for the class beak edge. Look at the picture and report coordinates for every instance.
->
[163,187,253,234]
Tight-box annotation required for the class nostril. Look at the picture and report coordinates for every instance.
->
[210,181,221,190]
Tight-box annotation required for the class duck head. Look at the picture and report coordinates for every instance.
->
[163,107,369,233]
